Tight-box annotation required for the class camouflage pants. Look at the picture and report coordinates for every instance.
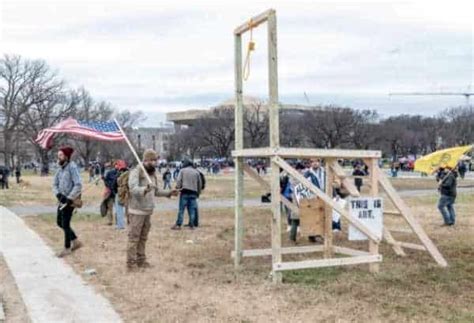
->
[127,213,151,266]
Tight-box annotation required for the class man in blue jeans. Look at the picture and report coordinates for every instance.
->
[436,165,458,226]
[171,159,203,230]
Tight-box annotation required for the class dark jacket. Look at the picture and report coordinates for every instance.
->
[162,170,172,182]
[353,169,365,187]
[437,170,458,197]
[104,169,119,196]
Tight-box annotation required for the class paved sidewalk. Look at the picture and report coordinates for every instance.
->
[0,206,122,323]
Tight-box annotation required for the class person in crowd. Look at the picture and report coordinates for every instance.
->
[190,163,206,227]
[94,163,101,184]
[103,161,118,226]
[127,149,176,271]
[288,163,306,242]
[173,166,180,180]
[110,160,128,230]
[52,146,83,257]
[304,159,326,243]
[352,163,366,192]
[162,167,172,189]
[171,158,203,230]
[304,158,325,190]
[280,169,293,232]
[88,164,95,183]
[1,166,9,189]
[458,161,467,179]
[0,167,4,189]
[15,165,21,184]
[436,165,458,226]
[390,162,398,177]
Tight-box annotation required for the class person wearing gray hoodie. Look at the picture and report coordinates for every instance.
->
[171,159,203,230]
[52,146,83,258]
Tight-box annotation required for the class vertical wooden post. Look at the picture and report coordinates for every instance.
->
[267,11,279,148]
[267,11,282,283]
[324,158,334,258]
[234,33,244,268]
[367,157,380,273]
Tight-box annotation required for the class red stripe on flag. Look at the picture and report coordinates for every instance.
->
[35,117,125,149]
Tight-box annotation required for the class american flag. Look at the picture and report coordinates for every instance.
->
[35,117,125,149]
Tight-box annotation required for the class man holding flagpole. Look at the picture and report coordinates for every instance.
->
[414,145,472,227]
[436,165,458,226]
[127,149,177,271]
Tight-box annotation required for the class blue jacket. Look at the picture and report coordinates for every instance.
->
[53,161,82,199]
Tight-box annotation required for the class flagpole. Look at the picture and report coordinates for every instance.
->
[113,118,153,185]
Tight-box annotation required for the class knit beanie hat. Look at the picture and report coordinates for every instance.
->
[115,160,127,170]
[59,146,74,159]
[143,149,158,161]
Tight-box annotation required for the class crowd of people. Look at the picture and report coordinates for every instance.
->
[0,165,22,189]
[51,146,206,272]
[1,145,468,272]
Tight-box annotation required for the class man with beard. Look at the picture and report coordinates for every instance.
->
[52,146,83,257]
[127,149,177,271]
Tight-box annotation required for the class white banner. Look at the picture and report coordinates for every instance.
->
[348,197,383,241]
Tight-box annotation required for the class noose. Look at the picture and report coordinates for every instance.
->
[243,19,256,81]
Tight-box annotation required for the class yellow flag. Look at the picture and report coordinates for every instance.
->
[414,145,473,174]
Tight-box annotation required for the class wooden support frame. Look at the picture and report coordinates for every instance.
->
[232,147,381,159]
[274,156,381,243]
[231,246,372,258]
[329,161,360,197]
[376,167,448,267]
[232,9,447,284]
[274,255,382,272]
[365,158,380,273]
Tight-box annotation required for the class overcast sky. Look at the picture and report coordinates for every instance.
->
[0,0,472,125]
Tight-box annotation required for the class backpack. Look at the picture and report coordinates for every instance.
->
[117,170,130,205]
[199,170,206,190]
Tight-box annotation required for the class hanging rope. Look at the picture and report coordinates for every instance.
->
[243,19,256,81]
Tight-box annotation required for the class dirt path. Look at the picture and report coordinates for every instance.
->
[0,206,122,322]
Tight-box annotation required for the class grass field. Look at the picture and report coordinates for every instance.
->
[2,170,473,207]
[0,172,265,207]
[23,192,474,322]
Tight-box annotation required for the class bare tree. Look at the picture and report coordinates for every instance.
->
[349,110,379,150]
[194,107,234,158]
[243,101,269,148]
[440,106,474,147]
[303,106,359,148]
[0,55,63,167]
[20,90,79,173]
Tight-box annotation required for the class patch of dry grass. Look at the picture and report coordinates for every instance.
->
[0,173,104,207]
[24,191,474,322]
[0,172,266,207]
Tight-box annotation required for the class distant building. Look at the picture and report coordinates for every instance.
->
[166,96,320,127]
[130,125,175,159]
